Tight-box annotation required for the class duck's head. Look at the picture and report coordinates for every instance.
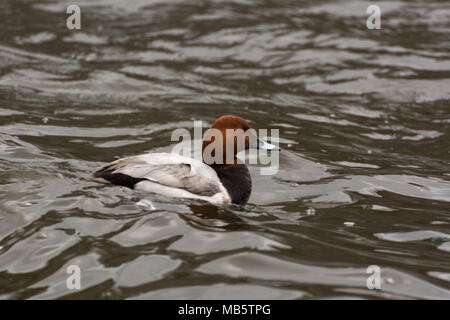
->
[202,115,279,165]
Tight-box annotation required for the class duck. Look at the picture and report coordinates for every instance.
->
[91,115,280,205]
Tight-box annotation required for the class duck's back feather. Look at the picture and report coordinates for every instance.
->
[91,153,231,204]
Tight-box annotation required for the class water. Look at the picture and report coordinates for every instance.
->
[0,0,449,299]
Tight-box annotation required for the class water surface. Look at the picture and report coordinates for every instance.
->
[0,0,449,299]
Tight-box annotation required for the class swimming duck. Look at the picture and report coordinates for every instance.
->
[91,115,279,205]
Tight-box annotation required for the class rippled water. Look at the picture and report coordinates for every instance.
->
[0,0,449,299]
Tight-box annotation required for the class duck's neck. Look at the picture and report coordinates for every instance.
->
[209,163,252,205]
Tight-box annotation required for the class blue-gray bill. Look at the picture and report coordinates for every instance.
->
[257,137,281,151]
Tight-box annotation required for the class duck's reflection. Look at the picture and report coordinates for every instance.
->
[180,203,249,232]
[136,196,252,232]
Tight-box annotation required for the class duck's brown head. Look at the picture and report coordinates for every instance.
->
[202,115,278,165]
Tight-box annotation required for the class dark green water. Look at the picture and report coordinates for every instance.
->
[0,0,449,299]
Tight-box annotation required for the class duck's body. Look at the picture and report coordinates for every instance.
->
[92,153,243,204]
[91,115,277,205]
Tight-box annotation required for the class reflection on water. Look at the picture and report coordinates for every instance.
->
[0,0,449,299]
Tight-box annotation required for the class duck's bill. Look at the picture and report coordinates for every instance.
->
[257,138,281,151]
[247,131,280,151]
[247,135,280,151]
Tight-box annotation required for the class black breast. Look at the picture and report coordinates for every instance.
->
[214,165,252,205]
